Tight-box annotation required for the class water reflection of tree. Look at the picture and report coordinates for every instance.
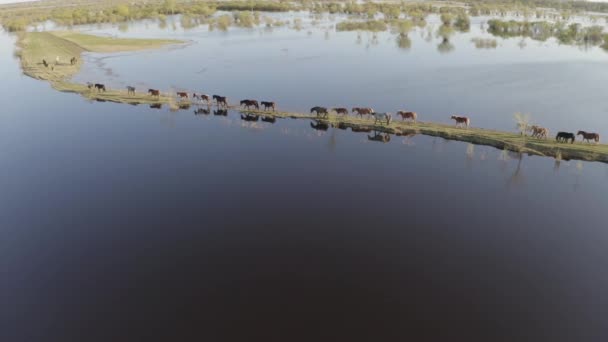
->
[396,33,411,50]
[507,152,525,188]
[437,25,455,54]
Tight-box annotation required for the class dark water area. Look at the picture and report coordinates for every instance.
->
[2,16,608,342]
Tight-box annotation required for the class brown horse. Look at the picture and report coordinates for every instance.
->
[42,59,48,68]
[451,115,470,128]
[577,130,600,144]
[213,95,228,108]
[332,107,348,115]
[70,57,77,65]
[127,86,135,95]
[352,107,374,117]
[177,92,188,99]
[261,101,276,111]
[527,125,548,139]
[240,99,259,110]
[148,89,160,98]
[397,111,417,122]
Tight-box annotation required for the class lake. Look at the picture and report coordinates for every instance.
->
[1,12,608,341]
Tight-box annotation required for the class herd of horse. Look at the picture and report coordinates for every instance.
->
[81,82,601,145]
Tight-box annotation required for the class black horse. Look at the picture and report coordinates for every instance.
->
[556,132,575,144]
[94,83,106,92]
[310,106,328,118]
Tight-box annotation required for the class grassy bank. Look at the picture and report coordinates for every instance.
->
[15,30,608,164]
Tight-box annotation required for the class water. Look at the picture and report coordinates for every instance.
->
[2,13,608,341]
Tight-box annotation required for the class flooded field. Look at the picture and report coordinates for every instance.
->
[2,9,608,342]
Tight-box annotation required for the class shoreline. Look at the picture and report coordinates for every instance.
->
[15,30,608,164]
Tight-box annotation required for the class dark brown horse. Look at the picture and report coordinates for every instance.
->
[310,106,328,118]
[70,57,77,65]
[577,131,600,144]
[240,99,259,110]
[148,89,160,98]
[332,107,348,115]
[193,93,210,104]
[397,111,417,122]
[451,115,470,128]
[213,95,228,108]
[127,86,135,95]
[556,132,575,144]
[352,107,374,117]
[42,59,48,68]
[94,83,106,92]
[177,92,188,99]
[261,101,276,111]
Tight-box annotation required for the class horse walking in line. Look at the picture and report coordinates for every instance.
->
[86,82,94,89]
[261,101,276,111]
[451,115,470,128]
[213,95,228,108]
[332,107,348,115]
[352,107,374,117]
[148,89,160,98]
[527,125,548,139]
[240,99,259,110]
[556,132,575,144]
[397,111,417,122]
[127,86,135,95]
[94,83,106,92]
[373,112,392,125]
[70,57,77,65]
[577,131,600,144]
[177,92,188,99]
[310,106,328,118]
[193,93,210,104]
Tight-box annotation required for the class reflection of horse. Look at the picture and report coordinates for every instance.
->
[213,109,228,116]
[148,89,160,98]
[179,103,191,110]
[556,132,575,144]
[310,106,328,118]
[352,107,374,117]
[373,112,392,125]
[150,103,162,109]
[451,115,470,128]
[241,114,259,121]
[177,92,188,99]
[194,108,210,115]
[367,131,391,143]
[94,83,106,92]
[213,95,228,108]
[240,99,259,110]
[333,122,348,130]
[397,111,417,122]
[351,126,372,133]
[127,86,135,95]
[261,116,276,123]
[261,101,276,111]
[310,121,329,131]
[332,107,348,115]
[577,130,600,144]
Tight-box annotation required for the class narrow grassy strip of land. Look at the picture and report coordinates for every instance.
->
[15,31,608,164]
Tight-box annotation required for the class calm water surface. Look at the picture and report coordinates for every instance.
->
[1,14,608,341]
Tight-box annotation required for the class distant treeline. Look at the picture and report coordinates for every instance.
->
[487,19,608,49]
